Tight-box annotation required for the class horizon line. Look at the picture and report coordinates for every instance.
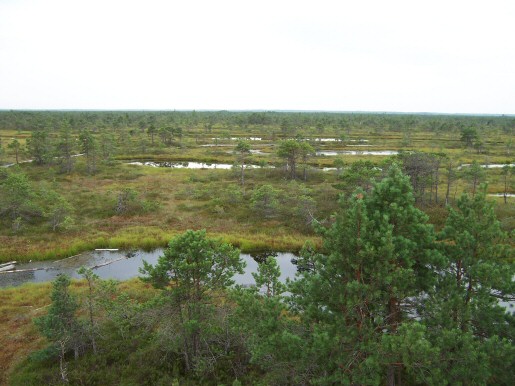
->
[1,108,514,117]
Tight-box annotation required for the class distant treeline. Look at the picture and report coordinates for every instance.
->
[1,110,514,134]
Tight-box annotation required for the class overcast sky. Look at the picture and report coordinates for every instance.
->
[1,0,514,113]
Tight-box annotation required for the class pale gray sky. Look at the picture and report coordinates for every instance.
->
[1,0,514,113]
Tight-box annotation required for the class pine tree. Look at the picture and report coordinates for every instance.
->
[140,230,245,373]
[27,130,52,165]
[7,138,21,164]
[290,165,442,384]
[234,140,251,192]
[55,127,75,173]
[35,275,82,383]
[252,256,285,297]
[417,189,515,384]
[78,129,98,174]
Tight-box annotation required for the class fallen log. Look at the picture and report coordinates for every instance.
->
[0,267,55,274]
[53,253,83,263]
[0,261,17,268]
[0,264,16,272]
[90,256,126,270]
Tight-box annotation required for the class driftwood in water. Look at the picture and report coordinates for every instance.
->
[90,256,126,270]
[95,249,119,252]
[0,261,17,268]
[53,253,83,263]
[0,264,16,272]
[0,266,55,274]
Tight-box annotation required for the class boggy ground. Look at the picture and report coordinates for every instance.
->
[0,117,513,263]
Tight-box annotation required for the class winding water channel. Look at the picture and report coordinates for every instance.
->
[2,250,512,311]
[0,249,299,288]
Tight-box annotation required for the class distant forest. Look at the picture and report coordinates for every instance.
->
[1,110,514,134]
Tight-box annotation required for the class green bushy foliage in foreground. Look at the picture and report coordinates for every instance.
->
[11,167,514,385]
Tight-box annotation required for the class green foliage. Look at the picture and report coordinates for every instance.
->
[464,161,487,195]
[34,274,83,382]
[7,138,21,163]
[55,127,75,173]
[8,168,514,385]
[41,187,74,231]
[0,170,41,229]
[113,187,159,216]
[221,184,244,206]
[280,181,316,230]
[234,140,251,189]
[27,130,52,165]
[289,165,442,384]
[232,288,307,385]
[277,139,314,179]
[140,230,244,292]
[2,110,515,384]
[99,131,117,162]
[140,230,245,375]
[250,184,281,219]
[252,256,284,297]
[158,126,182,146]
[397,151,443,203]
[335,159,380,193]
[78,129,98,174]
[460,127,479,147]
[34,275,79,343]
[234,140,251,155]
[431,191,513,330]
[77,266,100,355]
[333,157,345,172]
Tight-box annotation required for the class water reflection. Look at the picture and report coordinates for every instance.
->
[458,163,515,170]
[127,161,266,170]
[0,249,299,288]
[316,150,398,156]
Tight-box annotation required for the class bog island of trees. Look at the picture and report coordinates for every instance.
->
[0,111,513,385]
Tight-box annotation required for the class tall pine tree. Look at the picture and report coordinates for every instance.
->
[290,165,441,385]
[418,189,515,384]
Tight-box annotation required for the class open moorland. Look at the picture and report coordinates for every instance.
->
[0,111,513,262]
[0,111,513,385]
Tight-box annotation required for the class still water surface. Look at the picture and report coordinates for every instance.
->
[316,150,398,156]
[0,249,299,288]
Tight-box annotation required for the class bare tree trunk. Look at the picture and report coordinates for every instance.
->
[179,306,191,372]
[87,279,97,355]
[445,161,453,205]
[387,293,402,386]
[434,166,440,204]
[387,366,396,386]
[59,339,69,383]
[241,160,245,195]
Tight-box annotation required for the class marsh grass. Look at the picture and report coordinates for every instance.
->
[1,277,160,385]
[1,122,513,263]
[0,282,52,385]
[0,226,318,263]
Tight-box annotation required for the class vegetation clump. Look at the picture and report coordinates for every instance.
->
[0,111,513,384]
[7,167,513,385]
